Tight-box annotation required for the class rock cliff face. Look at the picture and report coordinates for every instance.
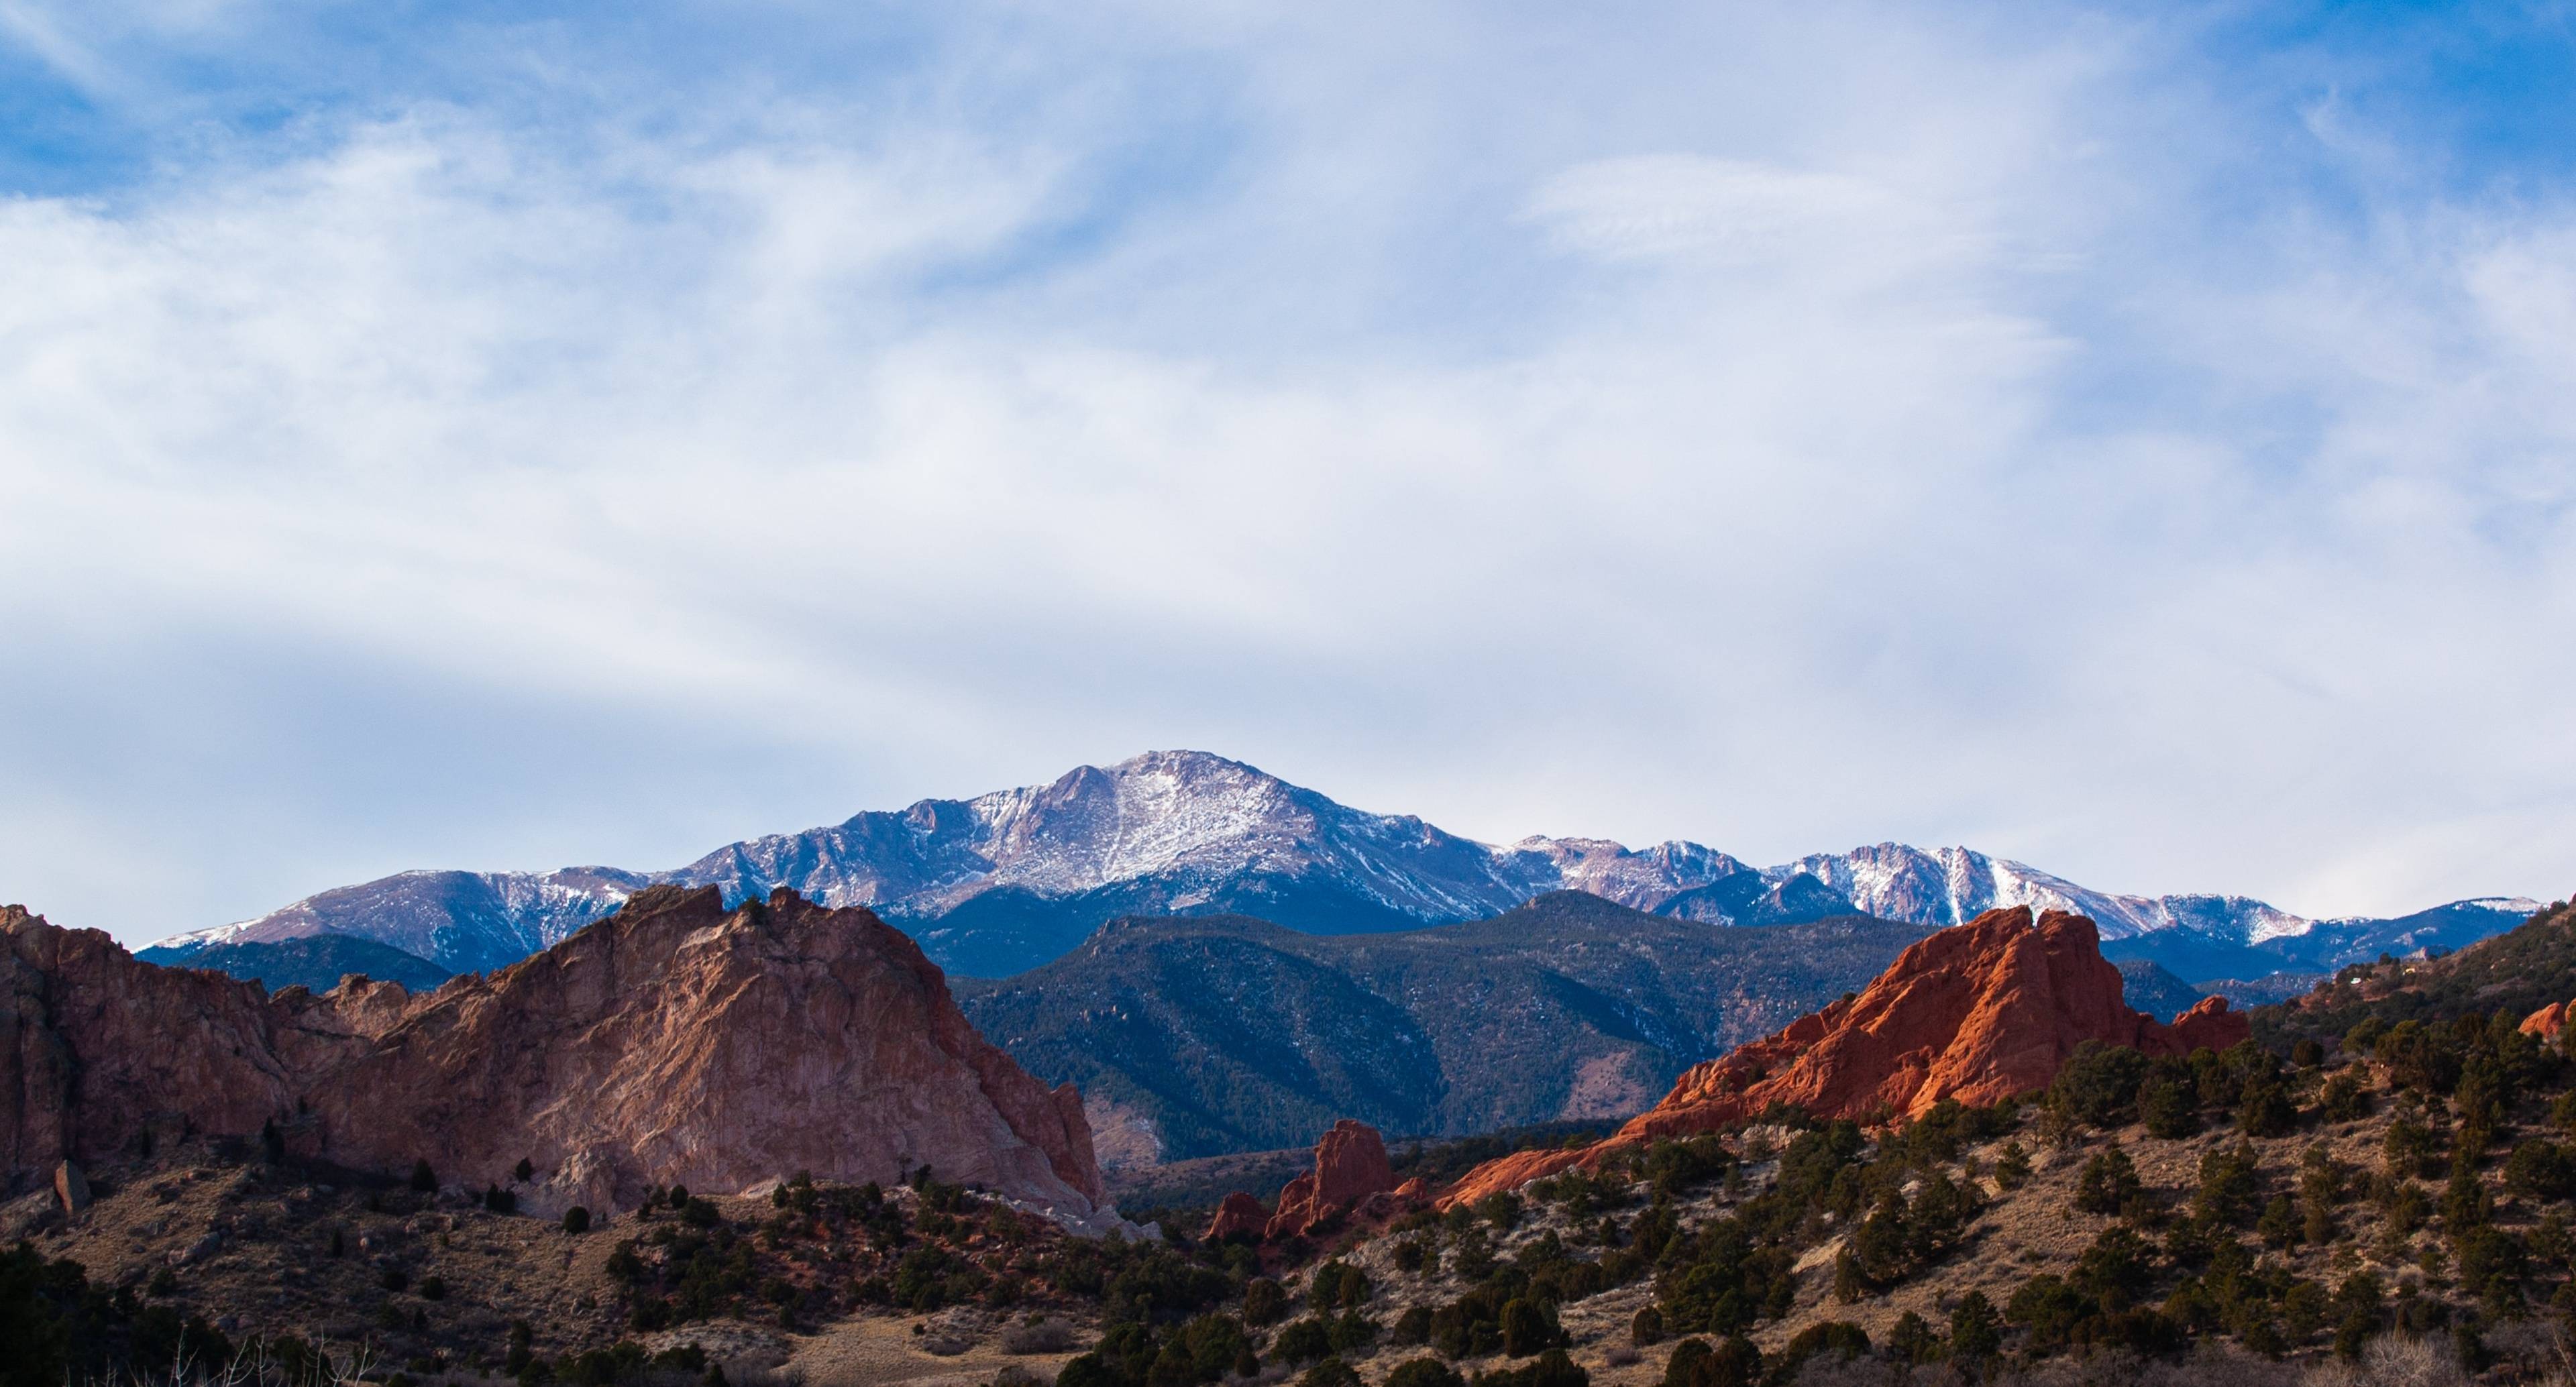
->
[1202,1118,1413,1242]
[0,891,1108,1224]
[1442,907,2250,1206]
[2522,1001,2569,1040]
[1265,1119,1397,1240]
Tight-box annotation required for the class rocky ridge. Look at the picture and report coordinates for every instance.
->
[3,891,1112,1225]
[142,751,2530,982]
[1439,906,2249,1206]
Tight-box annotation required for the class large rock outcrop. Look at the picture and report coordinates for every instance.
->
[1442,907,2249,1206]
[1202,1118,1414,1243]
[0,890,1109,1223]
[1265,1119,1396,1240]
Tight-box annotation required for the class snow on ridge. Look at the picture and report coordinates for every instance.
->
[160,748,2502,973]
[1766,843,2317,944]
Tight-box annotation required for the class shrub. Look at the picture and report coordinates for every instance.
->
[2238,1078,2298,1138]
[1387,1359,1464,1387]
[2006,1274,2090,1355]
[1994,1142,2032,1190]
[1772,1323,1867,1379]
[2257,1195,2298,1247]
[409,1160,437,1193]
[562,1207,590,1235]
[1886,1311,1936,1364]
[1326,1312,1375,1357]
[1629,1306,1663,1347]
[1499,1298,1556,1357]
[417,1274,446,1301]
[1299,1360,1359,1387]
[1271,1319,1333,1366]
[484,1184,518,1214]
[2318,1070,2372,1122]
[1949,1289,2000,1362]
[1474,1348,1584,1387]
[2507,1140,2576,1200]
[2073,1146,2143,1215]
[2071,1226,2155,1310]
[2141,1079,2200,1139]
[2193,1141,2263,1229]
[2048,1043,2150,1129]
[1308,1261,1371,1312]
[1243,1279,1287,1327]
[515,1158,535,1183]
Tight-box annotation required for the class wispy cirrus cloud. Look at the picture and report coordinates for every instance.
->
[0,1,2571,941]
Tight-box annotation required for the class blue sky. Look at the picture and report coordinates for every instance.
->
[1,1,2573,943]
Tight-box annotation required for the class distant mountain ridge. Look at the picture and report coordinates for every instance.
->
[136,933,453,995]
[144,749,2541,981]
[952,892,1937,1162]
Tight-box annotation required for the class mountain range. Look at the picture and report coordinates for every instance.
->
[141,749,2541,985]
[953,891,1935,1164]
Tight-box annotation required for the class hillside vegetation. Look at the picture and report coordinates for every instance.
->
[2258,898,2576,1050]
[136,934,454,994]
[957,895,1933,1160]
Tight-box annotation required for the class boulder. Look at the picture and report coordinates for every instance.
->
[1443,907,2252,1207]
[2522,1001,2569,1040]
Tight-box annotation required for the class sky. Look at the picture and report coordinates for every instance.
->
[1,1,2573,945]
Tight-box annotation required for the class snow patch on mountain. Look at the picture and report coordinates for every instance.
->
[1766,843,2312,943]
[146,749,2534,980]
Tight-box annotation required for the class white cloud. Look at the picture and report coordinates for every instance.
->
[0,1,2571,940]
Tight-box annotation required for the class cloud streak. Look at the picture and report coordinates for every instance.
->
[0,1,2571,942]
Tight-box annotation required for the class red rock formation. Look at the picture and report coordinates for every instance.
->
[1201,1119,1419,1244]
[1204,1191,1269,1242]
[1442,907,2249,1207]
[1266,1118,1397,1239]
[2522,1001,2569,1040]
[0,890,1109,1223]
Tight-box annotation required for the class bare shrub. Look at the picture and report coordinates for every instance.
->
[1996,1345,2301,1387]
[1787,1353,1906,1387]
[2300,1335,2465,1387]
[1602,1347,1640,1368]
[1003,1318,1084,1355]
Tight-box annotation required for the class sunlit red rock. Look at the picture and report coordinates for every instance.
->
[1442,907,2249,1207]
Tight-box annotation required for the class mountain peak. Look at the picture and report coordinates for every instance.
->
[146,753,2527,983]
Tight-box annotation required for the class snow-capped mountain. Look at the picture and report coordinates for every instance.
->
[145,867,649,975]
[143,749,2542,981]
[1772,843,2310,944]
